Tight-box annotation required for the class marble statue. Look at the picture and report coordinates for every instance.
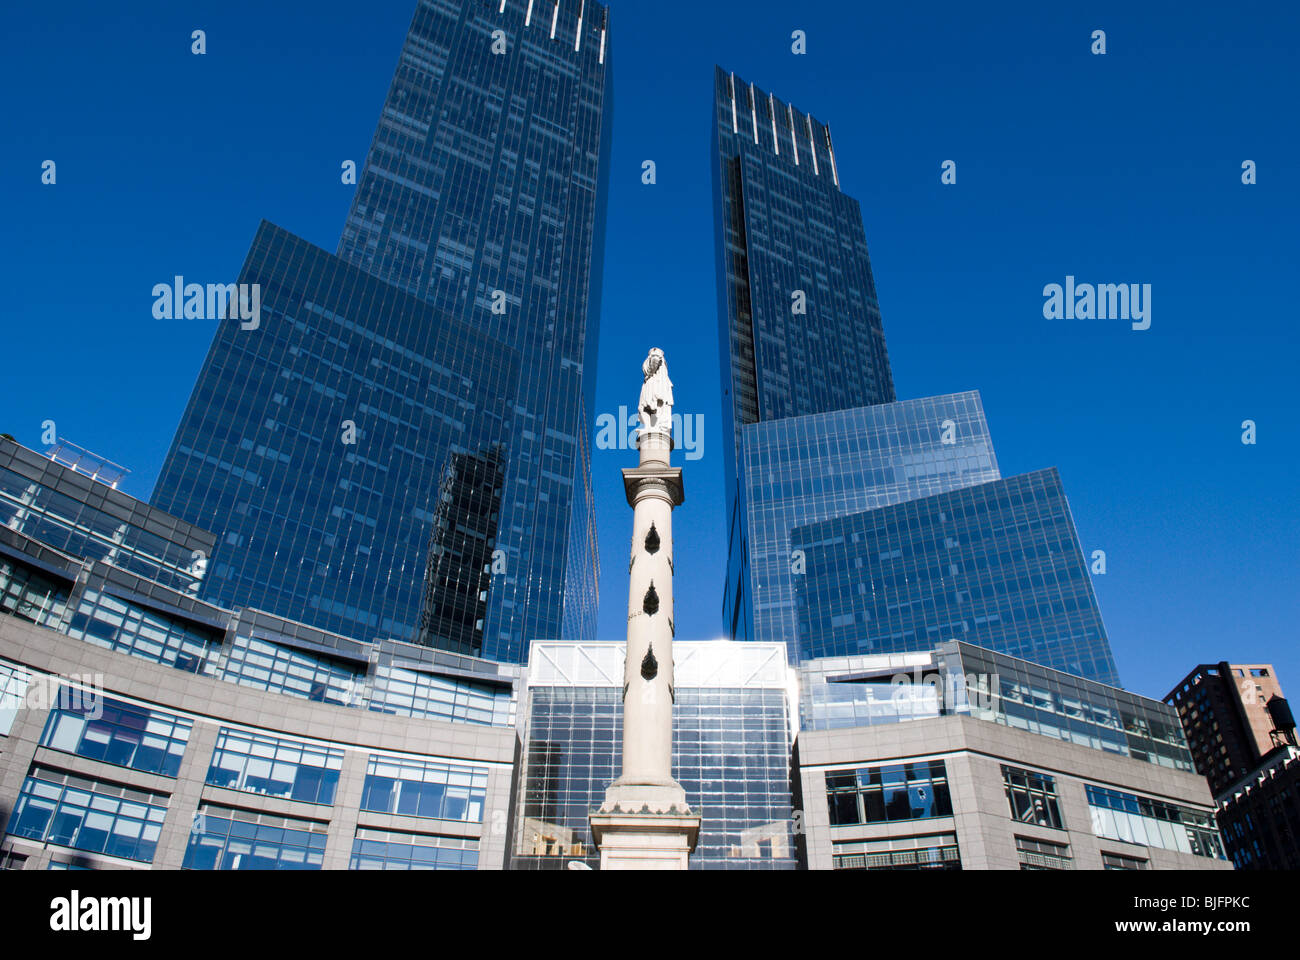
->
[638,347,674,432]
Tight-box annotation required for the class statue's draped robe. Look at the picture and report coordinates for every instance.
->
[639,358,674,428]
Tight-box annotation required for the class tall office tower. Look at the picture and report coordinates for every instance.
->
[1165,663,1287,795]
[154,1,613,662]
[711,67,895,550]
[711,70,1121,685]
[711,68,896,442]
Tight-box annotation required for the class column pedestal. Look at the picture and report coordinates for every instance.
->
[589,809,701,870]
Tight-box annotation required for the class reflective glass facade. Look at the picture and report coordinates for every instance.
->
[0,659,30,736]
[798,649,942,730]
[514,641,796,869]
[0,440,213,596]
[0,447,522,871]
[359,755,488,823]
[68,588,222,675]
[41,695,193,778]
[369,663,514,726]
[708,78,1124,692]
[0,461,523,731]
[825,760,953,826]
[957,643,1188,768]
[184,804,328,870]
[0,556,68,631]
[800,642,1191,771]
[223,630,365,707]
[154,0,614,663]
[726,392,1000,650]
[1085,784,1225,859]
[8,766,169,864]
[154,224,519,654]
[711,67,895,477]
[1002,765,1065,829]
[713,68,897,628]
[349,827,478,870]
[207,729,344,805]
[791,469,1121,684]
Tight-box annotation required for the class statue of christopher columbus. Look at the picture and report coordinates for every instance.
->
[638,347,674,433]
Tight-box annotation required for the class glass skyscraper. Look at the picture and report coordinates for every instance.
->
[154,0,613,663]
[712,67,896,540]
[790,470,1121,684]
[711,68,1122,686]
[711,67,897,446]
[725,391,1001,650]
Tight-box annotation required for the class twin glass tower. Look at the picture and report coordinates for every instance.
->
[710,66,1120,685]
[152,1,1120,688]
[154,0,612,664]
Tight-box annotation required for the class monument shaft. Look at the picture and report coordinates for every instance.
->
[590,348,699,868]
[620,430,678,785]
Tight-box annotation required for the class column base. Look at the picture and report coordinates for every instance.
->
[588,810,702,870]
[591,778,699,870]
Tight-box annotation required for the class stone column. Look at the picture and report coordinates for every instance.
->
[590,350,699,869]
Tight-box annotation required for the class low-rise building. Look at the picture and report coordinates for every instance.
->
[0,437,520,871]
[796,643,1230,870]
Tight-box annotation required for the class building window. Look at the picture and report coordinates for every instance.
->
[1085,784,1225,859]
[183,804,327,870]
[369,664,514,726]
[223,634,362,706]
[955,648,1194,771]
[67,589,219,675]
[40,694,192,777]
[360,754,488,823]
[1102,851,1149,870]
[206,729,343,805]
[1002,765,1065,829]
[832,833,960,870]
[0,465,204,593]
[1016,835,1072,870]
[0,659,31,736]
[6,766,168,863]
[349,828,478,870]
[0,557,69,629]
[826,760,953,826]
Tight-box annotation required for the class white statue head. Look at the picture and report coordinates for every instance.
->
[643,347,665,380]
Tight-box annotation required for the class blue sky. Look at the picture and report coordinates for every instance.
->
[2,1,1296,702]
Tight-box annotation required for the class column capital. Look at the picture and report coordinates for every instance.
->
[621,466,683,507]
